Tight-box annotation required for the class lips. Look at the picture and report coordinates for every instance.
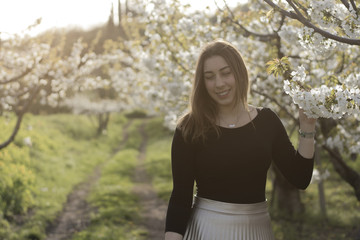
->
[216,89,231,97]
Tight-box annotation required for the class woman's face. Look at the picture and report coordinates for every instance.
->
[203,55,237,108]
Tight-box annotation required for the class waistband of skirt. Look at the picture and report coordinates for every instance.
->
[193,196,268,215]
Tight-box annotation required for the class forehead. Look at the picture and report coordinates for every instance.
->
[203,55,229,72]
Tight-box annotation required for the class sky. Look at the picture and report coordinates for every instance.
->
[0,0,246,38]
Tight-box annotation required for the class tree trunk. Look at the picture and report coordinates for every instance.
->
[315,144,327,218]
[0,112,25,150]
[272,165,304,216]
[0,87,40,150]
[97,112,110,135]
[320,118,360,201]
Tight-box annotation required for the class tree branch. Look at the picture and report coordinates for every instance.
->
[340,0,351,10]
[251,89,298,123]
[285,0,311,21]
[350,0,358,12]
[263,0,297,18]
[221,0,278,42]
[228,17,279,42]
[264,0,360,45]
[275,14,286,33]
[293,0,310,19]
[0,110,25,150]
[0,68,32,85]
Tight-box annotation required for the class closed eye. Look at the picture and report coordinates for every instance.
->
[204,74,215,80]
[204,66,231,80]
[221,70,232,76]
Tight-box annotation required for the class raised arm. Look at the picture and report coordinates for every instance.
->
[270,108,315,189]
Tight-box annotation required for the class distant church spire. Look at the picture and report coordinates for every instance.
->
[107,3,115,28]
[118,0,122,24]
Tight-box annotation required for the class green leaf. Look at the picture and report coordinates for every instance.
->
[266,57,290,77]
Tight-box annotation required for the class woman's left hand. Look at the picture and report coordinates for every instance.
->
[299,108,317,131]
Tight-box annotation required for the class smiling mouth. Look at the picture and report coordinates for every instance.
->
[216,89,231,96]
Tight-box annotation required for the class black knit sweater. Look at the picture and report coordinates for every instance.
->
[165,107,314,235]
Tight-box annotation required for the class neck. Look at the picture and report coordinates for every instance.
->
[218,103,247,118]
[217,103,249,128]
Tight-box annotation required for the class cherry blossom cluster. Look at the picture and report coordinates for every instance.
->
[284,66,360,119]
[309,0,360,38]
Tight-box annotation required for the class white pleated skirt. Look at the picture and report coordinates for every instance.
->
[183,196,275,240]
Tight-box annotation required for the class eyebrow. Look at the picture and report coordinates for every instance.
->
[204,66,230,74]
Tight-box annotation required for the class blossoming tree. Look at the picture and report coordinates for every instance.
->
[0,34,110,149]
[107,0,360,213]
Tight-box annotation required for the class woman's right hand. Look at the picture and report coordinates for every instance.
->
[165,232,183,240]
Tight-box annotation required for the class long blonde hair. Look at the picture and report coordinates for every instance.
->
[178,40,250,143]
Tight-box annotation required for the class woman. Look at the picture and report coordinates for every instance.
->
[164,40,316,240]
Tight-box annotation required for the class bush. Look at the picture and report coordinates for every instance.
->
[0,161,35,218]
[0,216,12,239]
[125,109,148,119]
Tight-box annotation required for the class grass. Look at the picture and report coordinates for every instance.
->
[71,116,147,240]
[143,117,173,201]
[0,113,133,240]
[71,149,147,240]
[23,114,114,239]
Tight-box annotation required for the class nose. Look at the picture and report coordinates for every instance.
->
[215,74,225,88]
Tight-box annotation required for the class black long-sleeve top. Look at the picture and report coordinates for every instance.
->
[165,107,314,235]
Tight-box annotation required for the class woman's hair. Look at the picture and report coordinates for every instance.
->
[178,39,250,143]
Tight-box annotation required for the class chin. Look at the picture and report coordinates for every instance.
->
[217,100,236,107]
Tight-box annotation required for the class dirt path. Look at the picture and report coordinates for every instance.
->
[45,167,99,240]
[45,121,132,240]
[132,123,167,240]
